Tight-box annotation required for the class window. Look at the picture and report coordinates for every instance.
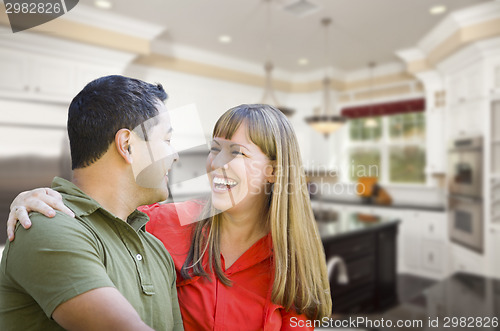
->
[346,112,426,184]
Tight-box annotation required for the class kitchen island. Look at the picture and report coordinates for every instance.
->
[316,212,400,314]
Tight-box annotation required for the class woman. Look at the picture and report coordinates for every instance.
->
[7,104,332,330]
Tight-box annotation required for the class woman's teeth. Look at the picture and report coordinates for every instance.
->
[213,177,237,189]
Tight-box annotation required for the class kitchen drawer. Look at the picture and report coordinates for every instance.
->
[331,256,375,297]
[451,246,484,275]
[420,240,444,273]
[422,217,446,240]
[326,233,375,261]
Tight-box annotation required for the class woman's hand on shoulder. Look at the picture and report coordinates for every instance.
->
[7,188,75,241]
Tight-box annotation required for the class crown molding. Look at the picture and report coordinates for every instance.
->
[436,36,500,73]
[344,62,406,82]
[0,26,136,67]
[64,4,165,40]
[396,48,427,63]
[151,40,290,79]
[419,1,500,54]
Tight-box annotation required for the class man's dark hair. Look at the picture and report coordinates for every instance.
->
[67,75,167,169]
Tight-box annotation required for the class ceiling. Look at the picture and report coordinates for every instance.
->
[80,0,492,73]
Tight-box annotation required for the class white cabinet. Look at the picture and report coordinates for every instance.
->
[0,51,27,95]
[488,226,500,278]
[399,210,449,279]
[450,243,485,275]
[448,63,485,106]
[426,108,446,174]
[486,57,500,95]
[447,98,487,138]
[0,49,126,104]
[0,50,77,102]
[420,240,444,273]
[399,211,421,270]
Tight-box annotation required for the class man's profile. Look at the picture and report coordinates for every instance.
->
[0,75,183,331]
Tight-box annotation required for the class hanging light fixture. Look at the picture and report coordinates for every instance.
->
[364,62,379,128]
[305,18,345,138]
[260,0,295,117]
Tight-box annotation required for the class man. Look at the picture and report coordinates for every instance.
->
[0,75,183,331]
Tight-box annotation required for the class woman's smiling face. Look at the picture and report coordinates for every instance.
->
[206,122,275,213]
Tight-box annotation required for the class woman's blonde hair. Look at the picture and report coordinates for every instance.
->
[181,104,332,319]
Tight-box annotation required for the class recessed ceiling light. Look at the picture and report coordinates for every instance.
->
[218,35,232,44]
[94,0,113,10]
[429,5,446,15]
[298,58,309,66]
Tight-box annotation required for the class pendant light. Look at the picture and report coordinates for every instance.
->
[364,62,379,128]
[305,18,345,138]
[260,0,295,117]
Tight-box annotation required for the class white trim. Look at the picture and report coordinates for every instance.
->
[338,91,425,109]
[343,62,406,82]
[395,48,427,63]
[151,40,408,84]
[0,26,136,67]
[437,37,500,73]
[64,4,165,40]
[151,40,293,79]
[419,2,500,54]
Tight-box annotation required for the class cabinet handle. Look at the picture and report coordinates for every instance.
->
[24,85,29,91]
[429,253,434,263]
[34,86,40,92]
[429,224,434,233]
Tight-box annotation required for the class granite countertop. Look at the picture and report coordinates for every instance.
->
[316,212,400,241]
[311,197,446,213]
[378,272,500,330]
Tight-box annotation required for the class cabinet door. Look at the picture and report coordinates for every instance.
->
[489,227,500,278]
[426,108,445,174]
[377,226,398,309]
[421,212,447,241]
[398,212,420,270]
[420,239,444,273]
[32,57,76,102]
[0,51,29,96]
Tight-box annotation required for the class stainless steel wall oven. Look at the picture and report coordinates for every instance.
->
[448,137,483,253]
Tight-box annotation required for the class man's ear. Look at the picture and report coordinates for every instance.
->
[115,129,133,164]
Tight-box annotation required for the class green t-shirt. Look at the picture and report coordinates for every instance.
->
[0,177,183,331]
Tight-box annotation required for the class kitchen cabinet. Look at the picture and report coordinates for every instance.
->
[322,218,399,313]
[450,243,485,275]
[447,99,487,138]
[420,240,444,273]
[0,50,76,102]
[447,63,485,106]
[316,201,450,280]
[375,226,398,309]
[400,210,448,279]
[486,57,500,95]
[488,225,500,278]
[426,107,446,174]
[0,48,130,104]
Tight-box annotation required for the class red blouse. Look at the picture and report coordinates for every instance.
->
[140,201,313,331]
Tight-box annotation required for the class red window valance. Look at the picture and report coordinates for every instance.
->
[341,98,425,118]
